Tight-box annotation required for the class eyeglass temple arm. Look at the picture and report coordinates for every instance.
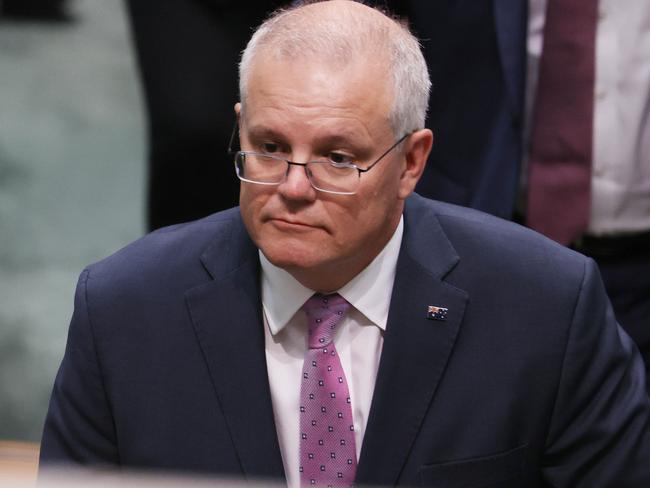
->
[228,119,239,154]
[356,132,411,174]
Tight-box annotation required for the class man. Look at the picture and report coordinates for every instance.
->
[40,1,650,486]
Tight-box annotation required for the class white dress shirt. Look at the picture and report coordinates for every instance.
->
[526,0,650,235]
[261,216,403,488]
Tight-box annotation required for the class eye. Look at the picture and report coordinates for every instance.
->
[328,152,354,165]
[262,142,280,154]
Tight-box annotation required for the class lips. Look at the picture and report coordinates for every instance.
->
[267,216,321,232]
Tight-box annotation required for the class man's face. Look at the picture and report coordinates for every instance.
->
[238,55,424,291]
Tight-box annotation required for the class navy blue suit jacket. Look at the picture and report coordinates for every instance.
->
[393,0,527,218]
[41,195,650,486]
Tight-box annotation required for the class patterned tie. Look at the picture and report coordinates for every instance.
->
[526,0,598,245]
[299,294,357,488]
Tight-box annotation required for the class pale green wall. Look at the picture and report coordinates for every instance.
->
[0,0,145,441]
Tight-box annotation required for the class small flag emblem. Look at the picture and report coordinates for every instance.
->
[427,305,448,321]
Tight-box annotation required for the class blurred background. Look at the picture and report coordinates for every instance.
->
[0,0,145,443]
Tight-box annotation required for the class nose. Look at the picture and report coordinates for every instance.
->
[277,162,316,201]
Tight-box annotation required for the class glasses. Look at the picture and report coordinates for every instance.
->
[228,123,410,195]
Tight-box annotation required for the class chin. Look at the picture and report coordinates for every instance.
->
[256,222,319,259]
[260,238,331,272]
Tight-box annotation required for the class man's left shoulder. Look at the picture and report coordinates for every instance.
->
[406,194,583,261]
[403,194,591,290]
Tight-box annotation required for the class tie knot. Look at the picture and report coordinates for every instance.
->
[303,293,350,349]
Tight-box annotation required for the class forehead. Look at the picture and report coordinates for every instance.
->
[242,53,394,140]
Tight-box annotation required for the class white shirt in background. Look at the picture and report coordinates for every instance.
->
[526,0,650,235]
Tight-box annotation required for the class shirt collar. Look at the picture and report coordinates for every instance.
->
[260,216,404,335]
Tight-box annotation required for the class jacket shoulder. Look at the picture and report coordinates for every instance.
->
[404,194,592,296]
[84,207,247,297]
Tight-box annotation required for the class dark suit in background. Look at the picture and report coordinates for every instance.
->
[125,0,284,230]
[394,0,527,219]
[40,194,650,485]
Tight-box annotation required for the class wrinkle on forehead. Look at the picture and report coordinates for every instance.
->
[242,54,393,138]
[243,0,398,102]
[242,58,394,147]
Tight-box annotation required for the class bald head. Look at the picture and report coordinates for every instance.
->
[245,1,399,65]
[239,0,431,137]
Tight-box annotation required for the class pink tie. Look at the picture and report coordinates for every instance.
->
[299,294,357,488]
[527,0,598,245]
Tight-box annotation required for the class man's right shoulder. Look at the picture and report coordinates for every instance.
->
[81,207,250,295]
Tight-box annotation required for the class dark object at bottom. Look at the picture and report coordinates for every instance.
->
[572,230,650,260]
[1,0,72,22]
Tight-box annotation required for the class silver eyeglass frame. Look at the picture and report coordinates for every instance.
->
[228,120,412,195]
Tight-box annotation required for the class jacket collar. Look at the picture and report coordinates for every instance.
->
[187,195,469,486]
[186,213,286,482]
[356,194,468,486]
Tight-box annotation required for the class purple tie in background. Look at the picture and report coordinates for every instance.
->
[527,0,598,245]
[299,294,356,488]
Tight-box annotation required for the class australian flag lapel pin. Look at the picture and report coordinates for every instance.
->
[427,305,448,321]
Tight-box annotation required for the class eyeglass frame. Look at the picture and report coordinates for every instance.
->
[227,120,413,195]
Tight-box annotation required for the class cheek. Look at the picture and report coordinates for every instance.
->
[239,188,266,236]
[343,182,402,242]
[327,206,371,252]
[359,174,400,217]
[373,173,404,214]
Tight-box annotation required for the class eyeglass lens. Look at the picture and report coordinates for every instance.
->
[235,153,359,194]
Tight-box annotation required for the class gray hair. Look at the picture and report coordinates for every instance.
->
[238,0,431,137]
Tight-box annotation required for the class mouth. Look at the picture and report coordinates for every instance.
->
[268,217,321,232]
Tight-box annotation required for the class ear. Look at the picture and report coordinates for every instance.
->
[398,128,433,199]
[234,102,242,118]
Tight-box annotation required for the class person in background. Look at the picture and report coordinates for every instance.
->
[523,0,650,388]
[125,0,285,230]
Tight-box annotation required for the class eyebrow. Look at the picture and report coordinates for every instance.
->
[243,124,369,151]
[243,125,288,144]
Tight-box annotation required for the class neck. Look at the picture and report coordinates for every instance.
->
[289,266,362,294]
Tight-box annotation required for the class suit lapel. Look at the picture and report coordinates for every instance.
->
[356,196,469,486]
[185,216,285,482]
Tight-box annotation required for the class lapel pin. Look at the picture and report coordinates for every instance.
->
[427,305,448,321]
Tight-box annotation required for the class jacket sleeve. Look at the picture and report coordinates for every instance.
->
[40,268,119,467]
[543,258,650,486]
